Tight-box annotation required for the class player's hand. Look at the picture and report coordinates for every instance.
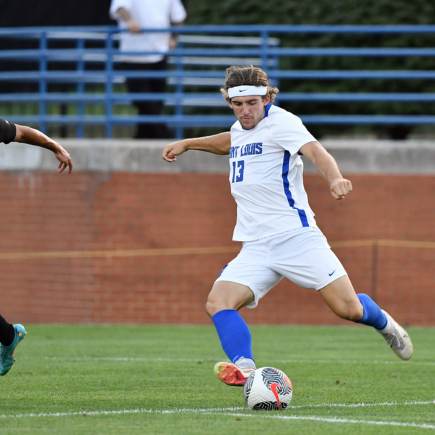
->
[126,19,142,34]
[53,143,73,174]
[162,140,189,162]
[330,178,352,200]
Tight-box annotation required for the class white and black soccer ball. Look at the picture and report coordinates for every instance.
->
[243,367,292,410]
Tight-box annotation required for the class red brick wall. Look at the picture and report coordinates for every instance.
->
[0,172,434,326]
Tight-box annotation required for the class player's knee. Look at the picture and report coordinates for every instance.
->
[205,294,223,317]
[205,298,215,317]
[205,292,236,317]
[340,302,364,321]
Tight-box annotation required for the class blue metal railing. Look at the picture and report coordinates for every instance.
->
[1,25,435,138]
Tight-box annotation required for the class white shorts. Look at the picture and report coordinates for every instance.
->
[215,227,347,308]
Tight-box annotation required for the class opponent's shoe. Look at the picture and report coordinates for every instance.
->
[214,362,255,386]
[0,324,27,376]
[381,310,413,360]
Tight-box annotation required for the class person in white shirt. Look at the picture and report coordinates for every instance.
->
[162,65,413,386]
[110,0,187,139]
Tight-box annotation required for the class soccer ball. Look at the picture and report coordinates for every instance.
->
[243,367,292,410]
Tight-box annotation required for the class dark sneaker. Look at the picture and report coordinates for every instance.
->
[0,324,26,376]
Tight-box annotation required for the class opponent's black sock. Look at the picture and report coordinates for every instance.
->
[0,315,15,346]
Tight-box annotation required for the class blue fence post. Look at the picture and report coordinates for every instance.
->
[175,39,184,140]
[261,29,269,76]
[105,30,114,138]
[271,38,280,101]
[39,31,47,133]
[77,38,85,139]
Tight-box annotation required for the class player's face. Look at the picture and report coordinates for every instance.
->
[229,95,271,130]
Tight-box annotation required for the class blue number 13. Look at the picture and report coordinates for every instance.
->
[232,160,245,183]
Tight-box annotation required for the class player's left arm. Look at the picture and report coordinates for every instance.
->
[300,141,352,200]
[14,125,73,174]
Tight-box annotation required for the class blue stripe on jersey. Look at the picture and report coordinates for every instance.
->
[282,151,309,227]
[217,264,228,278]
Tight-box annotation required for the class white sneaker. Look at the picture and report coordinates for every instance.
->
[380,310,413,360]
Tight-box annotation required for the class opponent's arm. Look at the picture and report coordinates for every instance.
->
[162,132,231,162]
[300,141,352,200]
[14,124,73,174]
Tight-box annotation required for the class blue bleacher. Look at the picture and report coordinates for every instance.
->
[0,25,435,139]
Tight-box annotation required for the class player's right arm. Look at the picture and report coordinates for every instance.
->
[0,117,73,173]
[162,132,231,162]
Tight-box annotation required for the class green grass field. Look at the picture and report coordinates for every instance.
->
[0,324,434,434]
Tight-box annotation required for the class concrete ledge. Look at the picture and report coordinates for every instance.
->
[1,138,435,174]
[307,139,435,174]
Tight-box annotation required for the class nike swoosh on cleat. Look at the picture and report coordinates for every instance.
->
[329,270,336,276]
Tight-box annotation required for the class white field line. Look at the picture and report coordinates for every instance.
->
[0,407,246,419]
[22,356,435,366]
[289,400,435,409]
[0,401,433,420]
[273,359,435,366]
[212,412,435,430]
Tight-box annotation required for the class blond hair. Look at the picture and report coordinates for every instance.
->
[220,65,279,103]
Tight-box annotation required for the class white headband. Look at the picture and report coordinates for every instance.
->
[228,85,268,99]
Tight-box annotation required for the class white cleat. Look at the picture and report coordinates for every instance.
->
[381,310,413,360]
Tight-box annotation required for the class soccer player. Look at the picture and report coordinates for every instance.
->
[0,117,72,376]
[162,66,413,386]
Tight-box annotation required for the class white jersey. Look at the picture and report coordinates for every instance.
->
[229,104,317,242]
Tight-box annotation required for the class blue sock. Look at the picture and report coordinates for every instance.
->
[212,309,254,364]
[354,293,388,330]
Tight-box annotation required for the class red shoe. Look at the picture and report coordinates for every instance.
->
[214,362,255,386]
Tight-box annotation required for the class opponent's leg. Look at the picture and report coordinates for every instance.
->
[0,315,26,376]
[206,281,256,386]
[0,314,15,347]
[319,276,413,360]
